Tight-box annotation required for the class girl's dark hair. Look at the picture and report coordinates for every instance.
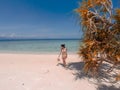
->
[61,44,65,48]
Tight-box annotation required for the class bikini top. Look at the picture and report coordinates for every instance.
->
[61,48,67,53]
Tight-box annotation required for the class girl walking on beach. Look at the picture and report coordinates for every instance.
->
[58,44,67,67]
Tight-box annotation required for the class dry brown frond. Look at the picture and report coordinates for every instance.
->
[76,0,120,81]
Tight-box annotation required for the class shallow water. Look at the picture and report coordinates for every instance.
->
[0,39,82,54]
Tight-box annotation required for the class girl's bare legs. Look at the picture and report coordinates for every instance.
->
[62,58,66,67]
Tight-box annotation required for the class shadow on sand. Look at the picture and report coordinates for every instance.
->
[97,84,120,90]
[56,63,65,67]
[66,61,120,90]
[66,61,93,80]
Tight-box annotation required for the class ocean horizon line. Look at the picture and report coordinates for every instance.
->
[0,38,82,41]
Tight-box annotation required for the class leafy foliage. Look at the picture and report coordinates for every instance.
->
[76,0,120,81]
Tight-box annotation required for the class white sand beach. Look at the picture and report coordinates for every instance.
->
[0,54,119,90]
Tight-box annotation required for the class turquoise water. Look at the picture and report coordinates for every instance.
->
[0,39,82,54]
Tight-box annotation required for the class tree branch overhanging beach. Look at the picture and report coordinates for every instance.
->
[76,0,120,82]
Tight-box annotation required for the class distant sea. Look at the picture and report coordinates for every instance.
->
[0,39,82,54]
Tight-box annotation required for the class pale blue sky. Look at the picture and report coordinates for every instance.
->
[0,0,119,39]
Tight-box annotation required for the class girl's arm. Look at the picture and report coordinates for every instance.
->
[58,49,62,58]
[66,48,68,57]
[57,49,62,61]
